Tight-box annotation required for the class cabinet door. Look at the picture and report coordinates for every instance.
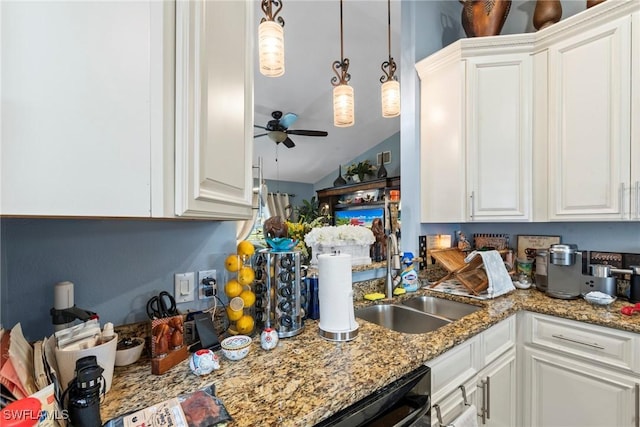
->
[522,347,639,427]
[547,15,632,220]
[631,11,640,220]
[174,0,253,219]
[466,54,532,221]
[1,1,153,216]
[419,58,467,223]
[477,349,517,427]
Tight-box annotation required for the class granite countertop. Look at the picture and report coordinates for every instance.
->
[101,288,640,426]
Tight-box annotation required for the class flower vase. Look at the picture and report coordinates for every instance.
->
[351,175,361,183]
[533,0,562,30]
[460,0,512,37]
[333,165,347,187]
[377,162,388,178]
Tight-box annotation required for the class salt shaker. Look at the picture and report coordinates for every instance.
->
[260,327,279,350]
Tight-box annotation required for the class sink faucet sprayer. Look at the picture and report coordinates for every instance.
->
[385,199,402,299]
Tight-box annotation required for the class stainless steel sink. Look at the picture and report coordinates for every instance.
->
[402,296,482,321]
[355,304,451,334]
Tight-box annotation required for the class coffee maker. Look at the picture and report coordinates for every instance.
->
[546,244,584,299]
[546,244,620,299]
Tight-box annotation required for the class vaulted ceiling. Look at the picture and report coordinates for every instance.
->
[253,0,401,184]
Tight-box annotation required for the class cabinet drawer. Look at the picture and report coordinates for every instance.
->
[481,315,515,366]
[525,313,638,372]
[428,336,479,402]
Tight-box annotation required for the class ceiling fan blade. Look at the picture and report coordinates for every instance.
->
[286,130,328,137]
[282,137,296,148]
[279,112,298,129]
[254,124,268,130]
[254,133,268,138]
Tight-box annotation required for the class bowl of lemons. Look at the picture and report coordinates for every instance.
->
[221,335,252,361]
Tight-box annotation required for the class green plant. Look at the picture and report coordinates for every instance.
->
[295,197,320,224]
[345,160,376,180]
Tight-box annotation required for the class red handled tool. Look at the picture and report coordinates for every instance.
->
[620,302,640,316]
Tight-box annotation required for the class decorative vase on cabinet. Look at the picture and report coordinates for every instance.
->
[333,166,347,186]
[460,0,512,37]
[533,0,562,30]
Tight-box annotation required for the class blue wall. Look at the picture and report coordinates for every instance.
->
[1,218,238,340]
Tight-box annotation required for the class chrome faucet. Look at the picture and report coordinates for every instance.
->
[385,201,401,299]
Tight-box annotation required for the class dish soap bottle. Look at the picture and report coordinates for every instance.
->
[400,252,419,292]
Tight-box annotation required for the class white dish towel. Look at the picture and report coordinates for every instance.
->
[464,250,515,298]
[450,404,478,427]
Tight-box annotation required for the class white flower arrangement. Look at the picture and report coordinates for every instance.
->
[304,225,375,247]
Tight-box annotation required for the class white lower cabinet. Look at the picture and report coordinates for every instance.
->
[522,347,638,427]
[429,316,516,427]
[519,312,640,427]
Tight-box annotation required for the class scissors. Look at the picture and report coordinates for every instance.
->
[146,291,179,319]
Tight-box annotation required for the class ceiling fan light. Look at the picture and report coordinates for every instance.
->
[269,130,288,143]
[259,20,285,77]
[333,84,355,127]
[381,80,400,118]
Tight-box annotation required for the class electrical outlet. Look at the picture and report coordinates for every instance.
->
[198,269,217,300]
[174,272,195,303]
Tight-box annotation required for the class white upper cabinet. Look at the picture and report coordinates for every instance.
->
[173,0,253,219]
[416,36,534,223]
[539,4,637,221]
[1,0,253,220]
[1,1,154,217]
[417,0,639,223]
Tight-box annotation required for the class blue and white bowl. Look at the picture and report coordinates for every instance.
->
[221,335,252,361]
[265,237,298,252]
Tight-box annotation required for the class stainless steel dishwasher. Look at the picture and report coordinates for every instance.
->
[314,365,431,427]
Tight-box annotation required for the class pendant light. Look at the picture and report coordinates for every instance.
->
[380,0,400,118]
[259,0,285,77]
[331,0,354,127]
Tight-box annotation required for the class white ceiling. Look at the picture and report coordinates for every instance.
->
[253,0,401,184]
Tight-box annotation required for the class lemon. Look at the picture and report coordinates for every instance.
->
[239,289,256,307]
[237,266,255,286]
[224,254,242,272]
[237,240,255,258]
[236,315,255,335]
[226,305,243,322]
[224,279,243,298]
[229,296,245,311]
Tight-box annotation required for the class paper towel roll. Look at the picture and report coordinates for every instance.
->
[318,253,358,333]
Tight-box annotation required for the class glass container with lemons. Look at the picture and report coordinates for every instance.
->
[223,240,258,336]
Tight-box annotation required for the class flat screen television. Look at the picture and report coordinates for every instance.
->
[334,206,384,228]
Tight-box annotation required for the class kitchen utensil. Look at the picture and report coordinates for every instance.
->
[547,244,583,299]
[629,265,640,303]
[146,291,178,319]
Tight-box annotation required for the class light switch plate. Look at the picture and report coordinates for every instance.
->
[174,272,195,303]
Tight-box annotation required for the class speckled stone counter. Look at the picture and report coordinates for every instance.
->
[101,288,639,426]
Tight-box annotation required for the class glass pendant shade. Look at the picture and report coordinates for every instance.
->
[381,80,400,118]
[259,21,284,77]
[333,84,355,127]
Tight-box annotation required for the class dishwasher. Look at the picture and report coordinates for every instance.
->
[314,365,431,427]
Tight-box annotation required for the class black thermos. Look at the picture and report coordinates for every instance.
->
[629,265,640,303]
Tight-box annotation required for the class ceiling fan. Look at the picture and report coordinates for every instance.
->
[254,110,328,148]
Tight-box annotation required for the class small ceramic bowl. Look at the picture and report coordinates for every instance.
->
[265,237,298,252]
[115,337,145,366]
[221,335,252,361]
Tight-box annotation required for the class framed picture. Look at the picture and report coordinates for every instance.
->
[517,235,561,260]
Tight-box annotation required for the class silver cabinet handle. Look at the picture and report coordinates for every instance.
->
[486,376,491,420]
[551,334,605,350]
[635,383,639,427]
[636,181,640,219]
[477,378,488,424]
[620,182,626,220]
[470,191,475,220]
